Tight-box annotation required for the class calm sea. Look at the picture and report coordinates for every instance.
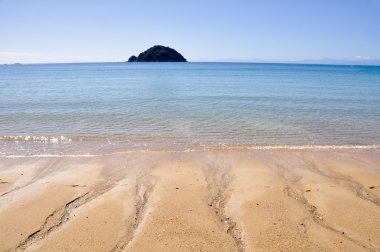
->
[1,62,379,155]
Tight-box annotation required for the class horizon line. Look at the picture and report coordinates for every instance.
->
[2,60,380,67]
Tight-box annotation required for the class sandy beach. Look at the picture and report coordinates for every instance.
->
[0,149,379,251]
[2,1,380,252]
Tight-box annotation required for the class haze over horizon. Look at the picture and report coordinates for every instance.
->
[1,0,380,64]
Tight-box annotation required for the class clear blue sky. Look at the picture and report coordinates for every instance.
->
[1,0,380,63]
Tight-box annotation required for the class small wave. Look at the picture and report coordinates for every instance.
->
[0,144,379,158]
[0,135,72,143]
[243,144,380,150]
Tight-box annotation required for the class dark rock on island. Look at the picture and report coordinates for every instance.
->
[128,45,187,62]
[128,55,137,62]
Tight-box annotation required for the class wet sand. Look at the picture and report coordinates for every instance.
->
[0,149,379,251]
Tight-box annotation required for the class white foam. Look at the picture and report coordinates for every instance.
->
[0,135,72,143]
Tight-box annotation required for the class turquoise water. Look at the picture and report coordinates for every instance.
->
[0,62,380,154]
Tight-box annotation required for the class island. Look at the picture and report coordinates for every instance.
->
[128,45,187,62]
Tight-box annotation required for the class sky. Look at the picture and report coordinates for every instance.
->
[0,0,380,64]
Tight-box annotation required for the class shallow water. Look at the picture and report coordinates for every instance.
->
[1,62,379,155]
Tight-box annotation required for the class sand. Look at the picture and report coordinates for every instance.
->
[0,149,379,251]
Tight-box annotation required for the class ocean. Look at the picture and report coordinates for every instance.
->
[1,62,379,155]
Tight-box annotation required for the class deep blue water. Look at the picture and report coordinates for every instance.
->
[0,62,380,153]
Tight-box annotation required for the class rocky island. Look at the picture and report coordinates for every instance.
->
[128,45,187,62]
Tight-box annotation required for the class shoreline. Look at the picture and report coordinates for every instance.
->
[1,140,380,158]
[0,148,379,251]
